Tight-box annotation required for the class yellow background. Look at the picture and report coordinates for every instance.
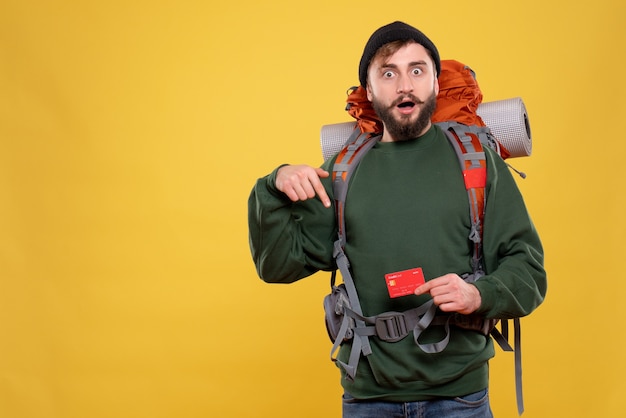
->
[1,0,624,417]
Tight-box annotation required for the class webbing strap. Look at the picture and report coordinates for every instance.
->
[329,306,351,357]
[411,300,451,353]
[332,240,371,381]
[514,318,523,415]
[490,323,514,352]
[328,272,354,365]
[343,300,451,353]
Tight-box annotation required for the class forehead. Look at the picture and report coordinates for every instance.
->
[371,42,432,68]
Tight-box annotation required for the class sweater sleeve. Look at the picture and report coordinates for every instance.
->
[247,164,337,283]
[473,149,547,319]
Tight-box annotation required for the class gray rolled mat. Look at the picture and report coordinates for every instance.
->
[476,97,532,158]
[320,97,532,160]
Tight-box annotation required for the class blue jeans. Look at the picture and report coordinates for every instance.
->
[342,389,493,418]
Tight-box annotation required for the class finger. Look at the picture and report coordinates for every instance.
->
[293,182,312,201]
[315,168,330,178]
[288,184,313,202]
[278,168,331,208]
[293,168,330,206]
[414,284,426,295]
[282,184,305,202]
[300,177,316,200]
[414,281,434,295]
[436,300,460,313]
[312,169,331,207]
[414,275,446,295]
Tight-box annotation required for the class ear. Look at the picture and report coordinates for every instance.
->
[366,84,373,102]
[433,77,439,96]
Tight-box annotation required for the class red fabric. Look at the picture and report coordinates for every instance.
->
[463,167,487,189]
[432,60,486,126]
[345,86,382,134]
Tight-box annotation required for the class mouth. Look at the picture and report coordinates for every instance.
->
[396,98,417,114]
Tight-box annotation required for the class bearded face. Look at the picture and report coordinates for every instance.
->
[370,90,437,142]
[365,42,439,142]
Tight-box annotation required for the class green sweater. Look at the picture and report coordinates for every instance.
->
[248,125,546,401]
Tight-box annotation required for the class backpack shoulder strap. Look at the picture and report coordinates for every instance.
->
[332,130,380,248]
[437,122,487,275]
[328,129,379,380]
[438,122,525,415]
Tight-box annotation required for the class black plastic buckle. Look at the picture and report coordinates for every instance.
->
[375,312,409,343]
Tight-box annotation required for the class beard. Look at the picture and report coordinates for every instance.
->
[371,90,437,142]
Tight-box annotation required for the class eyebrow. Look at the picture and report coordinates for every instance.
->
[380,60,428,70]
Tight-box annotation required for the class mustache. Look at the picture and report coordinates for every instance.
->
[391,94,425,107]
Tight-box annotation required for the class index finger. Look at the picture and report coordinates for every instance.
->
[313,168,331,208]
[414,280,435,296]
[414,276,447,295]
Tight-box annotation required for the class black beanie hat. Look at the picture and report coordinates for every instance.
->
[358,21,440,87]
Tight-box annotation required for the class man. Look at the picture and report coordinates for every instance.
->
[248,21,546,417]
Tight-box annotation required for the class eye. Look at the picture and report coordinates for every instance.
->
[383,70,395,79]
[411,67,423,76]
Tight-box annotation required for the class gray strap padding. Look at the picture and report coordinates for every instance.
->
[462,151,486,162]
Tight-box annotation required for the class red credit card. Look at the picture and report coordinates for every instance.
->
[385,267,425,298]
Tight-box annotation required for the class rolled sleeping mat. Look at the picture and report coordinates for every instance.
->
[476,97,532,158]
[320,97,532,161]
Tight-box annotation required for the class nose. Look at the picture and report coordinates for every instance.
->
[396,74,413,94]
